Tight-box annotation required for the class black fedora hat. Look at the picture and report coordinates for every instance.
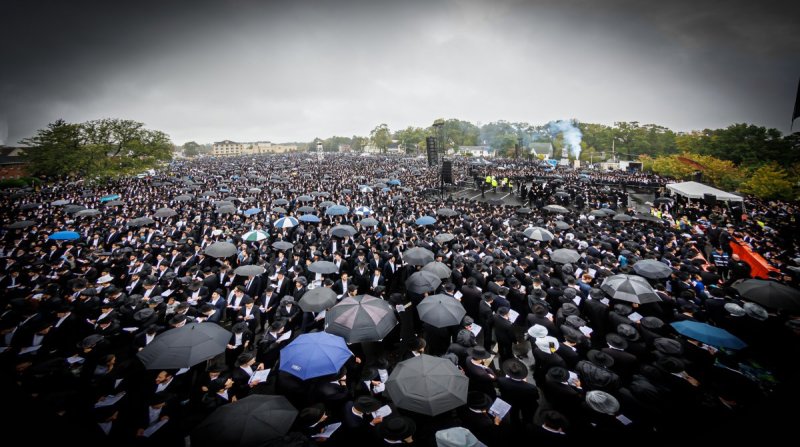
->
[587,349,615,368]
[377,416,416,441]
[502,358,529,380]
[467,346,492,360]
[466,391,491,410]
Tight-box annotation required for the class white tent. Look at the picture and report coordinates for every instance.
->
[666,181,743,202]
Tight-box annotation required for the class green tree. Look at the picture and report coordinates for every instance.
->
[369,124,391,153]
[394,126,427,154]
[740,163,795,200]
[22,118,172,178]
[183,141,202,157]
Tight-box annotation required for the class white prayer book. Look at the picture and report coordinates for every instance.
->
[122,327,139,333]
[617,414,633,425]
[579,326,593,337]
[277,331,292,343]
[489,398,512,419]
[469,323,482,337]
[67,355,85,364]
[142,419,168,437]
[378,369,389,383]
[372,405,393,419]
[627,312,643,323]
[507,309,519,323]
[312,422,342,439]
[19,345,42,355]
[454,291,463,300]
[95,392,126,408]
[249,368,271,384]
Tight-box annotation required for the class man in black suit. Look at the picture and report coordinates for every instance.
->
[333,272,351,297]
[497,359,539,431]
[464,347,497,399]
[493,307,516,363]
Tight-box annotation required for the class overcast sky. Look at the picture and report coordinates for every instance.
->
[1,0,798,145]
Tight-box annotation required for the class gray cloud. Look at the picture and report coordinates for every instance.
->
[1,0,798,146]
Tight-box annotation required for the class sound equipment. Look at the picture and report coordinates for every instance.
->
[693,171,703,182]
[703,193,717,206]
[426,136,438,167]
[441,161,453,184]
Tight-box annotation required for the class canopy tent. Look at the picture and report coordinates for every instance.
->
[665,181,743,202]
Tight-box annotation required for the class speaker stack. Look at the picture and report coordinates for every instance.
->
[426,136,438,167]
[441,161,453,184]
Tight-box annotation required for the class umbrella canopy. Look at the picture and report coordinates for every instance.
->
[403,247,435,266]
[415,216,437,226]
[153,207,177,218]
[359,185,374,193]
[550,248,581,264]
[99,194,120,202]
[308,261,338,274]
[297,205,316,213]
[318,201,336,208]
[554,220,571,230]
[299,214,321,223]
[204,241,238,258]
[600,274,662,304]
[634,213,664,223]
[128,217,155,227]
[75,209,102,218]
[331,225,357,238]
[248,187,262,194]
[51,199,70,206]
[354,206,372,216]
[217,205,237,214]
[417,294,466,328]
[543,204,569,214]
[298,287,338,312]
[325,295,397,343]
[273,198,289,206]
[137,323,230,369]
[272,241,294,251]
[434,233,455,244]
[325,205,349,216]
[192,395,298,447]
[436,208,459,217]
[20,203,41,210]
[360,217,379,227]
[296,195,313,202]
[422,261,452,279]
[234,265,266,276]
[243,207,261,216]
[104,200,125,206]
[242,230,269,242]
[732,279,800,311]
[671,321,747,350]
[7,220,36,229]
[279,332,352,380]
[386,354,469,416]
[613,213,633,222]
[274,216,299,228]
[49,231,81,241]
[64,205,87,214]
[523,227,555,241]
[633,259,673,279]
[388,179,402,186]
[405,271,442,294]
[272,206,288,214]
[516,207,532,215]
[589,209,609,217]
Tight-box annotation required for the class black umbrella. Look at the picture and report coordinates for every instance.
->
[422,261,452,279]
[554,220,571,230]
[403,247,435,266]
[272,241,294,251]
[523,227,554,241]
[550,248,581,264]
[205,241,238,258]
[733,279,800,311]
[331,225,357,238]
[417,294,466,328]
[137,323,230,369]
[633,259,673,279]
[434,233,455,244]
[192,395,298,447]
[613,214,633,222]
[325,295,397,343]
[20,203,41,210]
[436,208,459,217]
[386,354,469,416]
[543,204,569,214]
[308,261,338,274]
[234,265,267,276]
[153,207,177,218]
[405,271,442,294]
[601,274,661,304]
[7,220,36,229]
[298,287,338,312]
[128,216,155,227]
[516,207,532,215]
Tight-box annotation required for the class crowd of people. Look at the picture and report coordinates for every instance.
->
[1,154,799,446]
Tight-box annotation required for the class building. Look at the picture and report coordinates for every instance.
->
[0,146,29,179]
[338,144,352,153]
[458,146,492,158]
[212,140,298,157]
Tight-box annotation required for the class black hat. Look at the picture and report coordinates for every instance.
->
[133,308,155,322]
[612,303,632,316]
[587,349,615,368]
[296,404,326,428]
[640,316,664,330]
[656,356,685,374]
[605,333,628,350]
[353,396,382,413]
[560,302,579,316]
[565,315,586,329]
[653,337,683,355]
[616,324,640,341]
[546,366,569,382]
[467,391,491,410]
[502,358,528,380]
[235,352,254,367]
[467,346,491,360]
[377,416,416,441]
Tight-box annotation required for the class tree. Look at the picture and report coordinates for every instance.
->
[22,118,172,178]
[183,141,202,157]
[740,163,795,200]
[394,126,427,154]
[369,124,391,153]
[651,153,743,190]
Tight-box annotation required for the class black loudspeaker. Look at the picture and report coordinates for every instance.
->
[693,171,703,182]
[426,136,438,167]
[704,193,717,206]
[441,161,453,183]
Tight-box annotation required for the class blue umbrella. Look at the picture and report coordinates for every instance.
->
[299,214,321,223]
[243,208,261,216]
[273,217,299,228]
[670,321,747,350]
[388,179,401,186]
[280,332,352,380]
[381,187,391,193]
[325,205,349,216]
[99,194,120,203]
[49,231,81,241]
[415,216,437,226]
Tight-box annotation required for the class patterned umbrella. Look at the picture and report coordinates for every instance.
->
[601,274,662,304]
[523,227,554,241]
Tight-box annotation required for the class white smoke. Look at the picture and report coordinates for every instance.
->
[547,120,582,158]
